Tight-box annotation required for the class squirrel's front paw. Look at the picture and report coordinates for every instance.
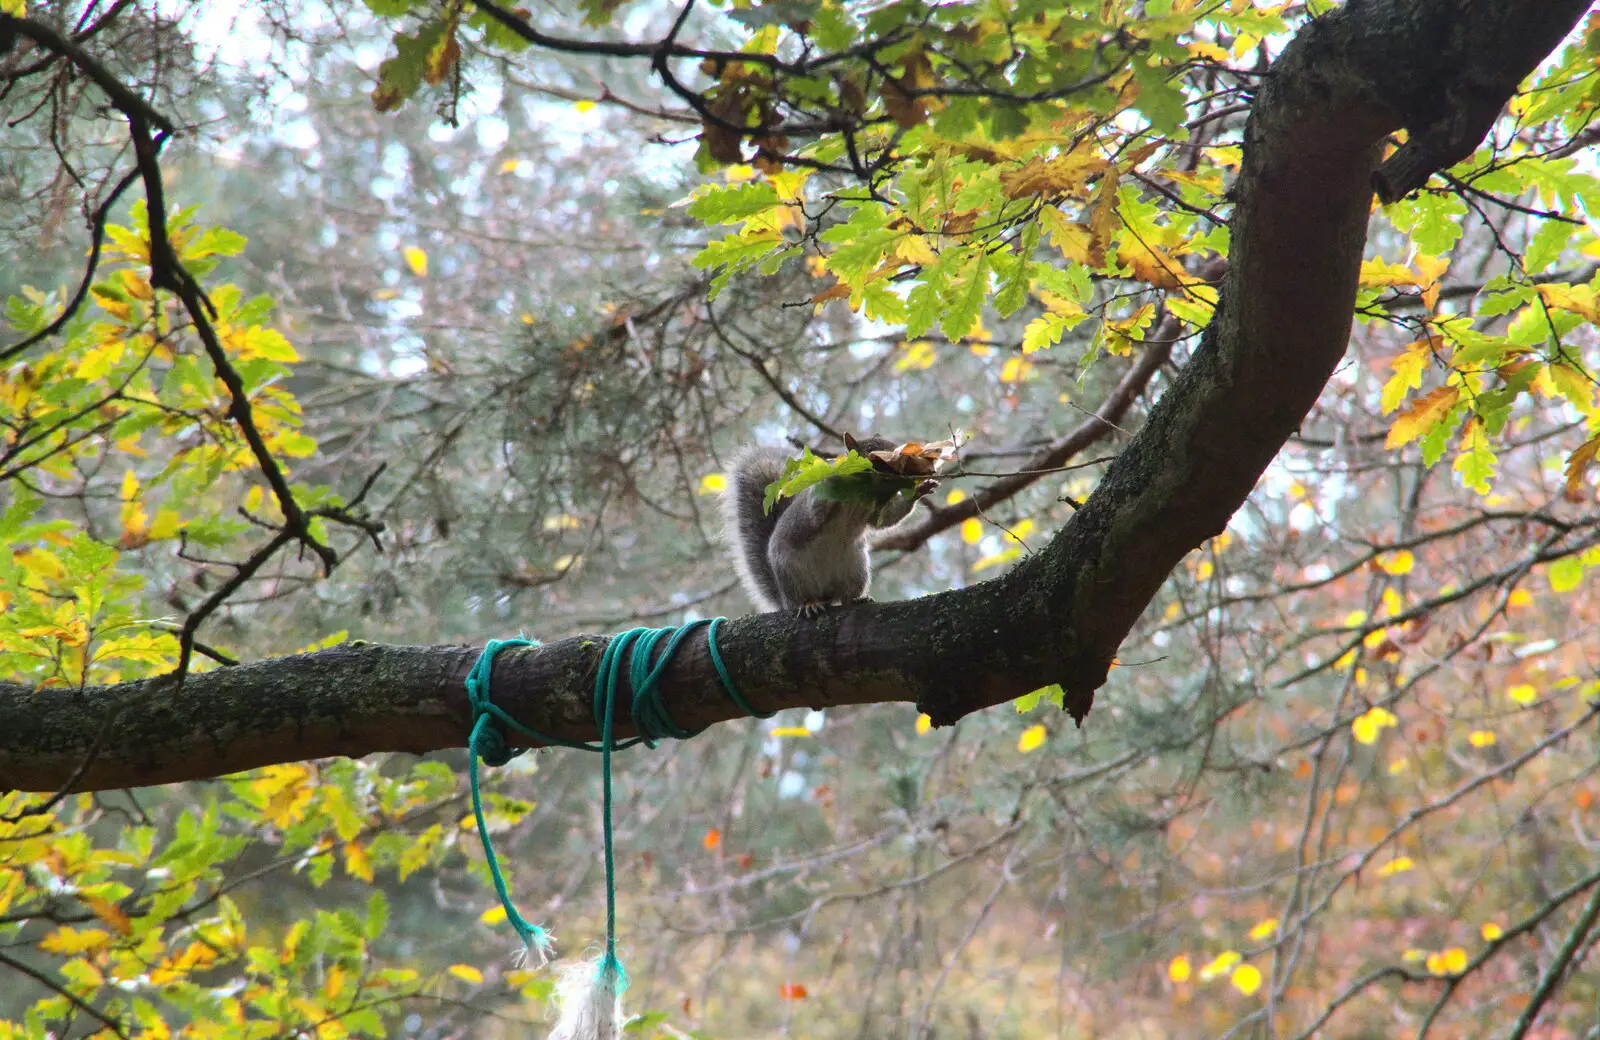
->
[796,602,827,619]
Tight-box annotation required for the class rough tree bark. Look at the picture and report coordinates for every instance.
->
[1,0,1590,793]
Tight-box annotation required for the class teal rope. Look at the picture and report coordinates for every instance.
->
[467,618,770,983]
[465,637,554,962]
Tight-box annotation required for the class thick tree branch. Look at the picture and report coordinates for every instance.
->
[2,0,1588,793]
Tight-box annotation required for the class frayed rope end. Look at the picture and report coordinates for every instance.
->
[510,923,556,969]
[548,950,628,1040]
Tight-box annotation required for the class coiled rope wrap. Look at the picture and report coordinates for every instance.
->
[466,618,771,986]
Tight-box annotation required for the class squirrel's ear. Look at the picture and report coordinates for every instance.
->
[843,432,858,452]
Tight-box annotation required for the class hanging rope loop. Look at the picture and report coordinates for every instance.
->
[465,618,769,978]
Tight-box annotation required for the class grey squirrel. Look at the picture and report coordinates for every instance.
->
[722,434,934,616]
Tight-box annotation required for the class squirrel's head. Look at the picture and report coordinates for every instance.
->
[842,432,898,456]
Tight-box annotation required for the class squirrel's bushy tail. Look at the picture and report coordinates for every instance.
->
[722,446,786,612]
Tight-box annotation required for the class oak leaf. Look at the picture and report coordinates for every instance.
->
[1384,385,1459,449]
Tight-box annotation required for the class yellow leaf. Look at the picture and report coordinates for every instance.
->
[1377,550,1414,575]
[149,509,183,541]
[241,327,299,363]
[1196,560,1214,581]
[1402,948,1427,963]
[1231,963,1263,996]
[1414,253,1449,287]
[915,713,932,735]
[698,473,727,494]
[944,489,967,506]
[39,926,112,955]
[1388,757,1408,775]
[1382,340,1433,415]
[325,964,347,1000]
[1000,152,1108,200]
[1017,724,1047,753]
[479,905,508,925]
[1199,951,1241,981]
[723,163,756,182]
[973,547,1021,572]
[1385,386,1460,450]
[896,340,937,371]
[1038,208,1095,264]
[1508,588,1533,608]
[1440,947,1467,974]
[999,357,1034,383]
[895,235,938,267]
[1363,628,1388,650]
[120,499,150,545]
[1508,684,1538,706]
[402,246,428,277]
[1351,707,1397,745]
[1377,856,1413,877]
[343,841,373,882]
[1481,922,1503,941]
[1,0,26,17]
[1380,587,1403,616]
[543,514,583,530]
[1168,954,1191,982]
[1468,729,1496,747]
[1537,282,1600,323]
[1359,258,1422,288]
[76,341,127,380]
[499,159,524,173]
[960,517,983,545]
[1247,918,1278,941]
[448,963,485,984]
[770,727,811,737]
[574,99,597,114]
[120,469,141,502]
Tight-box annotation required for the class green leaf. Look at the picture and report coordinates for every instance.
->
[940,251,990,341]
[692,231,786,297]
[762,448,878,513]
[686,182,782,225]
[1548,555,1585,594]
[371,18,452,113]
[364,890,390,940]
[1013,684,1064,713]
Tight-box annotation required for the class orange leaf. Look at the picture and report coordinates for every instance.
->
[80,895,132,936]
[1384,385,1459,450]
[779,982,809,1000]
[810,282,852,305]
[703,828,722,850]
[1085,166,1121,268]
[1564,434,1600,500]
